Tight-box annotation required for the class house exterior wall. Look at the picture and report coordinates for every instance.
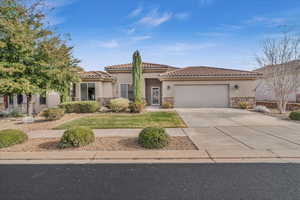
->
[0,92,60,113]
[74,81,115,105]
[256,78,299,102]
[111,72,162,99]
[162,80,256,108]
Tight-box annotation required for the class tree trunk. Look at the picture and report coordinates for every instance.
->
[277,99,287,114]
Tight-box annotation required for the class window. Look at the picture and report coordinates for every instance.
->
[80,83,95,101]
[120,84,134,100]
[17,94,23,104]
[39,95,46,105]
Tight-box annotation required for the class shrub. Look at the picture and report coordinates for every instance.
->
[109,98,129,112]
[0,129,28,148]
[138,127,169,149]
[58,126,95,148]
[9,108,24,117]
[161,102,173,109]
[0,111,9,118]
[254,105,270,113]
[289,111,300,121]
[59,101,100,113]
[129,101,145,113]
[239,102,250,109]
[41,108,65,121]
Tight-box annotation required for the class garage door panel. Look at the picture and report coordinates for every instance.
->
[174,85,229,108]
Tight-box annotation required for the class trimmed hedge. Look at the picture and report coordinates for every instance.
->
[58,126,95,148]
[138,127,169,149]
[109,98,129,112]
[41,108,65,121]
[59,101,100,113]
[289,111,300,121]
[0,129,28,148]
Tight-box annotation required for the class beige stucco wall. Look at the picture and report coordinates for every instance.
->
[75,81,115,101]
[256,79,298,102]
[162,80,256,99]
[111,72,161,98]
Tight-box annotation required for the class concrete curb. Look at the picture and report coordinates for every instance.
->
[1,150,300,164]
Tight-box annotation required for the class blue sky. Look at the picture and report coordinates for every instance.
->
[47,0,300,71]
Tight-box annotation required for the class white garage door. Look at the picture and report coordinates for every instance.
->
[174,85,229,108]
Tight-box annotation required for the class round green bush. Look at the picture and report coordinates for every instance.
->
[138,127,169,149]
[0,129,28,148]
[109,98,129,112]
[289,111,300,120]
[41,108,65,121]
[59,126,95,148]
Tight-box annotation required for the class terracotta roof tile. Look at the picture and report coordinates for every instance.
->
[105,62,178,72]
[160,66,262,78]
[79,71,114,80]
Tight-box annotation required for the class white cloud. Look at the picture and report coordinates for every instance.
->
[131,35,152,42]
[175,12,190,20]
[129,7,143,18]
[138,9,172,27]
[126,27,136,34]
[246,16,286,27]
[99,40,120,48]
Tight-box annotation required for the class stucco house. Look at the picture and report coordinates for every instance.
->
[255,60,300,103]
[0,62,262,112]
[72,62,261,108]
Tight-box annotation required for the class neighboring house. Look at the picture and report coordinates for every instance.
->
[255,60,300,103]
[0,62,262,112]
[73,63,262,108]
[0,92,60,113]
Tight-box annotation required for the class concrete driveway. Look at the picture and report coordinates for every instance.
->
[176,108,300,159]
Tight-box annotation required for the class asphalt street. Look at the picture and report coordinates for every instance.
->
[1,163,300,200]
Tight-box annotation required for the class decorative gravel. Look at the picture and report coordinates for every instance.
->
[0,136,197,152]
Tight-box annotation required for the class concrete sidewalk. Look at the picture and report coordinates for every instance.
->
[1,149,300,164]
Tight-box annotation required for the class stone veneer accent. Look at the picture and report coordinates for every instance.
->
[230,97,256,108]
[163,97,174,106]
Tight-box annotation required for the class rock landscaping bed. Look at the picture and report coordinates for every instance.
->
[0,136,197,152]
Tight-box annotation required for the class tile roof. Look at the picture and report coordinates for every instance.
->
[160,66,262,79]
[78,71,115,80]
[105,62,178,72]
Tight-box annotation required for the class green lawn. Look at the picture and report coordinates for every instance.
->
[54,111,186,129]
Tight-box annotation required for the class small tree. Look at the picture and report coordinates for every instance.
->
[257,32,300,113]
[0,0,80,115]
[132,50,143,103]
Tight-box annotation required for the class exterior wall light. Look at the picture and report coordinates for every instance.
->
[234,84,239,90]
[167,85,171,90]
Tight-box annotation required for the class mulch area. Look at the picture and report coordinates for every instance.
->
[0,113,96,132]
[0,136,197,152]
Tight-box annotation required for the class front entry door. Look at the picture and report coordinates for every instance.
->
[151,87,160,105]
